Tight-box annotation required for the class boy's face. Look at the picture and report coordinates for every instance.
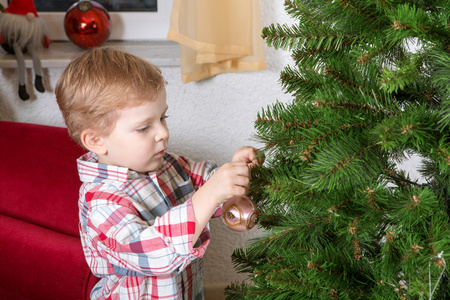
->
[99,88,169,173]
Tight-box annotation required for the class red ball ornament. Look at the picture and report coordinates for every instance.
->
[222,196,259,232]
[64,0,110,49]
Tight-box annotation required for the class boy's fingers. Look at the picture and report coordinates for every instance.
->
[246,151,265,168]
[236,173,250,186]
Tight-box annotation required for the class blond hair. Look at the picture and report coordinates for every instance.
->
[55,47,166,147]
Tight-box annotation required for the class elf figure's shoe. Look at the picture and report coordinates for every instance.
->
[19,84,30,101]
[35,75,45,93]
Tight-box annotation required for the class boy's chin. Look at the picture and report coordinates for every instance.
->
[139,159,164,174]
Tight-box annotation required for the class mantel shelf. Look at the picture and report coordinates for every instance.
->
[0,40,180,69]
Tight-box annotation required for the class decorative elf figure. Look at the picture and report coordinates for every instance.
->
[0,0,52,100]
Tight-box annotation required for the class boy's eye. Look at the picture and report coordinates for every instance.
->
[161,115,169,121]
[136,125,149,132]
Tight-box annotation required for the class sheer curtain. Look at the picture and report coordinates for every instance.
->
[167,0,266,83]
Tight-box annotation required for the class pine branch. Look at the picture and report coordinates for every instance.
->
[234,1,450,298]
[225,281,247,300]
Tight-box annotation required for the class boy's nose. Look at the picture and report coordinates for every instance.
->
[155,125,169,142]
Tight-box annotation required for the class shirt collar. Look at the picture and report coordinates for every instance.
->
[77,152,150,183]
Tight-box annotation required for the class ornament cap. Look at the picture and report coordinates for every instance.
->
[78,1,94,12]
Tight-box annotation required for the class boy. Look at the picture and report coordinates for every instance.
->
[55,47,262,300]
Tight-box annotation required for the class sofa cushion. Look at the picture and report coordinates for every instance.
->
[0,214,99,300]
[0,121,86,237]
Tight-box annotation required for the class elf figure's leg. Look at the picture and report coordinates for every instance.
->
[12,43,29,101]
[29,47,45,93]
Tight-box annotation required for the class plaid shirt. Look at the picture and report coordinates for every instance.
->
[77,152,219,300]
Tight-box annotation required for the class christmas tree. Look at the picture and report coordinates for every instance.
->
[227,0,450,299]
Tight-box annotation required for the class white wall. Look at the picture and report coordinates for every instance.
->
[0,1,292,287]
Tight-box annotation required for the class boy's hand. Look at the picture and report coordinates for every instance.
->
[191,161,250,242]
[232,146,265,168]
[200,161,250,206]
[190,147,263,243]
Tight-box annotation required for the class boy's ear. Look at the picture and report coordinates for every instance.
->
[80,129,107,155]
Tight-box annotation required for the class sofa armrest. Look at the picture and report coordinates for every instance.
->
[0,121,86,237]
[0,214,99,300]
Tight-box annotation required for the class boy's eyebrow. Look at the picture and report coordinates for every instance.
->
[134,106,169,126]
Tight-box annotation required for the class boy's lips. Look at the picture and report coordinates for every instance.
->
[155,149,165,157]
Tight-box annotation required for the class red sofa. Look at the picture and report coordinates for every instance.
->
[0,121,99,300]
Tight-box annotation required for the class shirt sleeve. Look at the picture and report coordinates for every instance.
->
[80,188,209,277]
[176,155,218,190]
[174,155,223,217]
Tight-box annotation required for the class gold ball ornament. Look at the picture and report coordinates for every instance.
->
[222,196,259,232]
